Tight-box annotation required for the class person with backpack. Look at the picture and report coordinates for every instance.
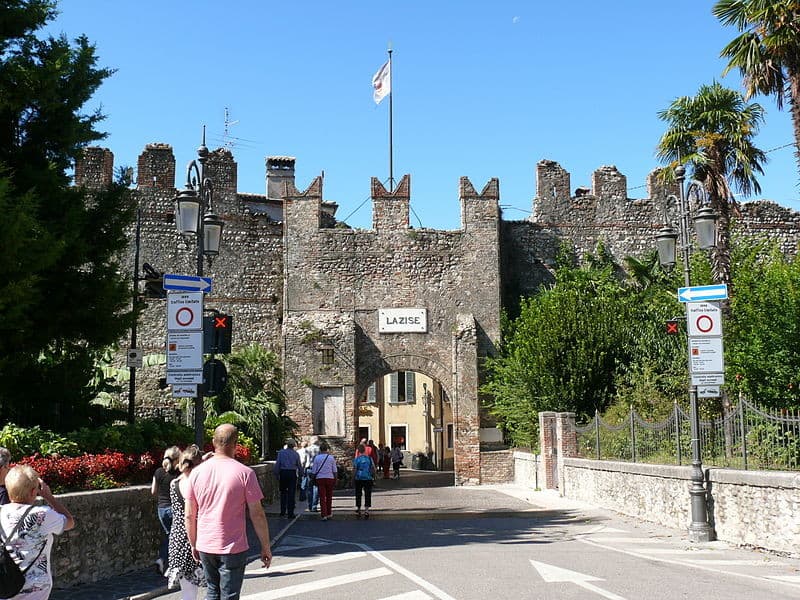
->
[0,465,74,599]
[353,443,376,519]
[151,445,180,574]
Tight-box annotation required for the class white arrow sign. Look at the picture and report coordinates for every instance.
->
[163,273,212,293]
[530,560,628,600]
[677,284,728,303]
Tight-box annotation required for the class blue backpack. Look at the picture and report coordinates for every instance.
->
[354,455,373,481]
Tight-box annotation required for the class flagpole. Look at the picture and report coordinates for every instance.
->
[388,47,394,192]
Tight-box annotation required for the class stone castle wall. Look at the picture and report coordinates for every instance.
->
[76,146,800,477]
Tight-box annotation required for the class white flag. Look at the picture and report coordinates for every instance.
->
[372,60,391,104]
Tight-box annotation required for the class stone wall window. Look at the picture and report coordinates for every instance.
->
[389,371,416,404]
[312,387,345,437]
[321,347,334,365]
[446,423,454,449]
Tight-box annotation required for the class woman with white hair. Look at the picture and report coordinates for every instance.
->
[0,465,74,599]
[151,445,181,573]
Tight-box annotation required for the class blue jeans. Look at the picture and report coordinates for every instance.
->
[199,550,248,600]
[156,506,173,564]
[305,470,318,511]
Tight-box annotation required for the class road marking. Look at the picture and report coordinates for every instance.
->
[246,567,391,599]
[578,538,800,591]
[380,592,432,600]
[631,548,725,555]
[530,560,628,600]
[691,560,774,566]
[768,575,800,583]
[353,541,459,600]
[586,537,675,544]
[269,551,366,572]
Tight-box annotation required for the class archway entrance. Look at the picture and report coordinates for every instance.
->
[357,370,454,473]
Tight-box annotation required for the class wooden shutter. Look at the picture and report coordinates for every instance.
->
[406,371,416,403]
[367,382,376,404]
[390,372,399,403]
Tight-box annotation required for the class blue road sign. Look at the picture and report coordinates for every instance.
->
[677,284,727,303]
[163,273,212,293]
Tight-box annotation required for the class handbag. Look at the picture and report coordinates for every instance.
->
[0,505,44,599]
[308,454,331,485]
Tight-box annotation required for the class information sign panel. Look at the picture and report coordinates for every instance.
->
[689,337,724,373]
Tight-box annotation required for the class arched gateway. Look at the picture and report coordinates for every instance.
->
[281,174,501,485]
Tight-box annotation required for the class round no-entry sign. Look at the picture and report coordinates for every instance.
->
[167,292,204,331]
[687,301,722,337]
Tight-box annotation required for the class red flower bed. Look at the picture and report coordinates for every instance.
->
[18,444,253,492]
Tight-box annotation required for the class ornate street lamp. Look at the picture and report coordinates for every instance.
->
[656,164,718,542]
[173,127,225,446]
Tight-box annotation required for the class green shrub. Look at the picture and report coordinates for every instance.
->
[0,423,80,458]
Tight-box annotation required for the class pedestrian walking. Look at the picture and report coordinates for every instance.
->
[164,445,206,600]
[390,445,403,479]
[296,441,310,502]
[310,441,337,521]
[305,436,320,512]
[273,439,302,518]
[185,424,272,600]
[151,445,180,574]
[0,465,74,600]
[366,440,379,466]
[0,446,11,505]
[353,443,375,519]
[378,443,391,479]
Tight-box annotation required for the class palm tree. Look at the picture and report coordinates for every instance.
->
[714,0,800,174]
[656,82,767,288]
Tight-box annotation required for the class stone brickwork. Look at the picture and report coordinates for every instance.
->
[480,449,514,483]
[76,145,800,486]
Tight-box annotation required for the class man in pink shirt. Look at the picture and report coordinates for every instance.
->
[185,424,272,600]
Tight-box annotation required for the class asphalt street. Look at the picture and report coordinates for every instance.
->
[145,471,800,600]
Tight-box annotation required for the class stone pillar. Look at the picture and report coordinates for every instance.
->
[136,143,175,190]
[453,314,480,485]
[539,412,557,489]
[555,411,577,492]
[372,175,410,231]
[539,411,577,491]
[75,147,114,189]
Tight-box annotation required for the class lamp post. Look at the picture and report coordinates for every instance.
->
[655,165,717,543]
[173,127,224,447]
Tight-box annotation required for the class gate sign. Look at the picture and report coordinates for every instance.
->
[378,308,427,333]
[167,292,204,331]
[687,302,722,337]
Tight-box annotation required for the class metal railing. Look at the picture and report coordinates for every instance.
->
[576,397,800,471]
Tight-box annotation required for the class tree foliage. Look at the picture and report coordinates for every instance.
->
[657,81,766,288]
[726,237,800,408]
[714,0,800,175]
[207,344,296,457]
[0,1,135,430]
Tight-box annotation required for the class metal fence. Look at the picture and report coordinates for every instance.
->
[575,397,800,471]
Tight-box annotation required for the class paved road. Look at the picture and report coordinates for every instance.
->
[57,471,800,599]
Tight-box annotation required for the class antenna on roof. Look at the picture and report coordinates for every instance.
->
[223,107,239,150]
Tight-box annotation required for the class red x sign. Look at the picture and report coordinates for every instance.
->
[214,316,228,329]
[666,320,679,335]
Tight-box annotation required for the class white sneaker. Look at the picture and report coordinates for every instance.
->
[155,558,165,574]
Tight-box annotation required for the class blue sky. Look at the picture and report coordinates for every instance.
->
[50,0,797,230]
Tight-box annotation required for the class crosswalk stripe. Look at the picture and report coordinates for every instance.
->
[690,560,773,566]
[379,592,432,600]
[767,575,800,583]
[246,567,392,599]
[585,537,675,544]
[269,551,366,572]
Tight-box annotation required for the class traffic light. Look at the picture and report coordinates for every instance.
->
[203,313,233,354]
[666,319,680,335]
[142,262,166,299]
